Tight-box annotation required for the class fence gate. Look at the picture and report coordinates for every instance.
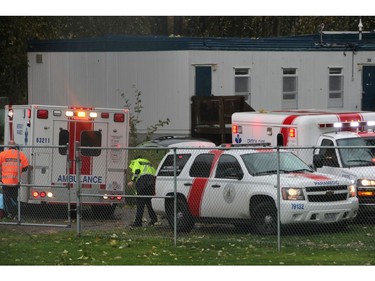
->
[0,144,72,229]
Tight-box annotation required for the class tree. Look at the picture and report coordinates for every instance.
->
[120,85,170,146]
[1,16,374,105]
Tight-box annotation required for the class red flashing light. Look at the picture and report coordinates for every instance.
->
[289,128,296,138]
[27,109,31,118]
[114,113,125,123]
[116,196,122,200]
[101,112,109,119]
[40,192,46,198]
[37,109,48,119]
[232,125,238,134]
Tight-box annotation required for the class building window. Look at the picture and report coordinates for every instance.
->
[328,67,344,108]
[234,68,251,101]
[282,68,298,109]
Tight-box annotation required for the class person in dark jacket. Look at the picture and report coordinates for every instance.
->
[128,157,157,227]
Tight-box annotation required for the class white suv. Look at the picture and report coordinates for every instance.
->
[152,145,358,234]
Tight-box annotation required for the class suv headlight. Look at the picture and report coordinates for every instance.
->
[356,179,375,197]
[282,188,305,200]
[357,179,375,187]
[348,184,357,198]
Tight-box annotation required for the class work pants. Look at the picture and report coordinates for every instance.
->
[134,196,157,225]
[2,185,19,217]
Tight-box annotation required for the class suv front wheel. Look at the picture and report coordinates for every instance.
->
[252,201,278,235]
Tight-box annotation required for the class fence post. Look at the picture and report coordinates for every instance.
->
[75,141,82,236]
[65,143,71,225]
[276,146,281,252]
[173,147,177,247]
[17,145,21,222]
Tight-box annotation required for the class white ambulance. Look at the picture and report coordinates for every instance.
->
[232,110,375,213]
[3,104,129,216]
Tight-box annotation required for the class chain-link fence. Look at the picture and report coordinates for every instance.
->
[0,144,72,228]
[2,144,375,251]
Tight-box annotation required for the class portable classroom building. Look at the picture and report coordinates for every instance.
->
[27,32,375,139]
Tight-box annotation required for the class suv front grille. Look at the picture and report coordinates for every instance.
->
[305,185,348,202]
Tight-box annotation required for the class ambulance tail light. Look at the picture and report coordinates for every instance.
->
[232,125,242,134]
[32,190,53,199]
[101,112,109,119]
[102,194,123,201]
[114,113,125,122]
[289,128,296,138]
[37,109,49,119]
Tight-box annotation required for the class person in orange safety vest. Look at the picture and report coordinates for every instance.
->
[0,140,29,219]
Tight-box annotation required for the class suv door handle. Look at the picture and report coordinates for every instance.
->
[184,183,192,186]
[211,184,221,188]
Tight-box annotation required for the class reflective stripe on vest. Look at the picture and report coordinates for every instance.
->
[0,150,28,185]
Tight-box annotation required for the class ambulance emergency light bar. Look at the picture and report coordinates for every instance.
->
[318,121,375,128]
[33,109,124,122]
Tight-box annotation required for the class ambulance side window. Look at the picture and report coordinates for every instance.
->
[81,131,102,157]
[59,129,69,155]
[189,154,214,178]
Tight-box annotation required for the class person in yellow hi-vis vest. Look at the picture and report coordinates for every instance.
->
[0,140,29,219]
[128,157,157,227]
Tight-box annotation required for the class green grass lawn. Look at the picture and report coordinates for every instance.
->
[1,223,375,266]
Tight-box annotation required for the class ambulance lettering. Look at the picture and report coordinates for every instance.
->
[36,137,51,144]
[246,138,266,144]
[56,174,103,184]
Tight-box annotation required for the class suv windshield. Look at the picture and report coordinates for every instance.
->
[241,152,313,176]
[337,137,375,167]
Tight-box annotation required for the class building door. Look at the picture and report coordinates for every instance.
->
[195,66,212,96]
[362,66,375,111]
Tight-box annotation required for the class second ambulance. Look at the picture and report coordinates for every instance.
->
[232,109,375,214]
